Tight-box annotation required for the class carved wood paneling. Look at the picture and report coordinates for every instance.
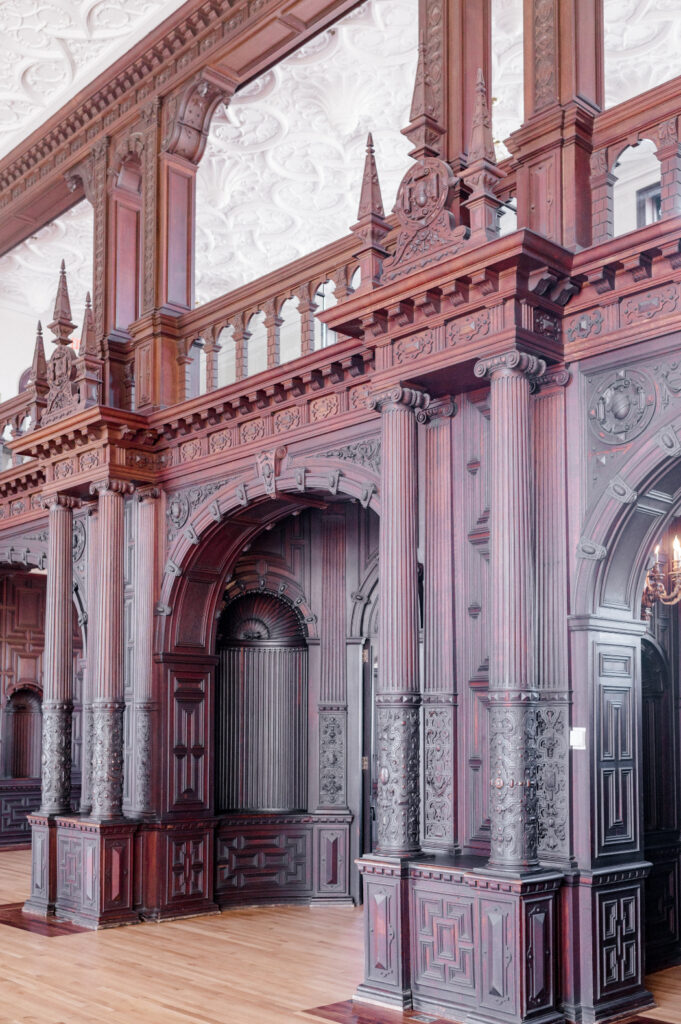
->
[215,821,313,902]
[596,644,638,858]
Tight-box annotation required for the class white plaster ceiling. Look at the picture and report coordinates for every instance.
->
[2,0,681,398]
[0,0,189,162]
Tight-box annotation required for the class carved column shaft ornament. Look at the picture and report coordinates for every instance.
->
[40,495,78,815]
[372,383,428,856]
[474,351,545,872]
[90,480,129,819]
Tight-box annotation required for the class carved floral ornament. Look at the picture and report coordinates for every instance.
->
[587,368,656,445]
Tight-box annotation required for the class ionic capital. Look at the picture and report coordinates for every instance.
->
[42,493,82,511]
[423,397,457,427]
[135,485,161,503]
[89,478,135,498]
[474,350,546,382]
[369,383,430,415]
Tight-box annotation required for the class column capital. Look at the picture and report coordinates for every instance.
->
[89,477,135,497]
[369,383,430,414]
[423,397,457,427]
[474,349,546,381]
[135,485,161,502]
[42,493,82,511]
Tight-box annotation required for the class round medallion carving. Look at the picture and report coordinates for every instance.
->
[72,519,86,562]
[394,156,453,228]
[167,494,190,530]
[588,368,656,444]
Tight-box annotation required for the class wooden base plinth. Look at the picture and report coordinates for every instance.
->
[23,813,58,917]
[52,816,139,929]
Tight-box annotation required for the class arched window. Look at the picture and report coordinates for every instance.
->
[279,297,301,364]
[613,139,661,236]
[313,280,337,350]
[3,688,41,779]
[217,325,236,388]
[246,311,268,378]
[185,338,204,399]
[215,593,307,813]
[349,267,361,292]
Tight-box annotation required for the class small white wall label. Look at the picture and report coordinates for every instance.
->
[569,727,586,750]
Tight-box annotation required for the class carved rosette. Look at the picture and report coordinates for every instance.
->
[40,701,73,815]
[319,712,346,807]
[375,699,420,854]
[90,702,125,820]
[134,705,154,816]
[488,698,539,868]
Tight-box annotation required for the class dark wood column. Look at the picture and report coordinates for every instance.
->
[89,479,132,820]
[131,486,159,818]
[371,384,428,857]
[40,494,79,815]
[474,351,545,873]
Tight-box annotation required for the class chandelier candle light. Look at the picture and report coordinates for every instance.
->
[643,536,681,614]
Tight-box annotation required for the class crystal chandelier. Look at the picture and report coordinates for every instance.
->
[642,536,681,616]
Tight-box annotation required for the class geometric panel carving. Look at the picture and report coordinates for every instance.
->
[598,888,641,997]
[169,835,206,901]
[365,877,400,986]
[215,823,312,902]
[411,887,475,993]
[480,898,516,1014]
[596,644,638,856]
[170,671,208,811]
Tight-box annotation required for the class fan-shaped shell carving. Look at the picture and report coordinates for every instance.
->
[220,593,304,645]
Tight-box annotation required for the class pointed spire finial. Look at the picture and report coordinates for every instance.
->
[29,321,47,386]
[357,132,385,220]
[80,291,100,358]
[468,68,496,164]
[402,33,445,160]
[47,260,76,345]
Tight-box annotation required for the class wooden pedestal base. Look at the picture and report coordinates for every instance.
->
[357,855,565,1024]
[24,813,58,916]
[52,817,139,929]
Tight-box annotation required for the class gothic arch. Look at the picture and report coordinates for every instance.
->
[158,456,380,659]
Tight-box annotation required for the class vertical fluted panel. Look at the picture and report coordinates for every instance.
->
[373,384,428,856]
[90,482,127,820]
[534,389,568,690]
[320,515,346,703]
[218,645,307,812]
[377,400,420,695]
[489,369,535,691]
[132,488,158,817]
[40,497,74,815]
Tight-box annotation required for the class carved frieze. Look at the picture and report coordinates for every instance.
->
[423,705,454,844]
[488,700,539,867]
[621,284,679,326]
[240,419,265,444]
[535,704,569,860]
[587,368,656,445]
[40,701,73,815]
[395,329,435,363]
[446,309,490,346]
[90,702,125,819]
[566,309,604,343]
[324,439,381,474]
[310,394,340,422]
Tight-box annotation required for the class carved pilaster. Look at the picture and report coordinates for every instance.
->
[423,399,457,851]
[474,351,545,873]
[131,485,159,817]
[371,384,428,856]
[318,513,348,811]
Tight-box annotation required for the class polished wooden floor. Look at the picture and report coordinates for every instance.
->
[1,847,681,1024]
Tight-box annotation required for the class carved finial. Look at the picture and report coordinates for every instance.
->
[47,260,76,345]
[29,322,47,386]
[351,132,390,292]
[402,33,444,160]
[469,69,496,164]
[80,292,99,358]
[357,133,385,220]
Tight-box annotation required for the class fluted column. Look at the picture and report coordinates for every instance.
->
[89,479,132,820]
[474,350,545,873]
[371,384,428,856]
[132,486,159,817]
[40,495,79,815]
